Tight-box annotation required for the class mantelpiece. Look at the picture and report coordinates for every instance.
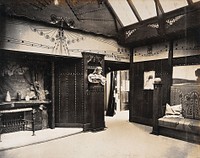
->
[0,100,51,110]
[0,100,51,140]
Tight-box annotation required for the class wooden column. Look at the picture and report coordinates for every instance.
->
[168,40,174,99]
[152,80,162,135]
[0,114,2,142]
[50,61,55,129]
[129,48,135,122]
[82,52,105,132]
[32,109,36,136]
[82,55,91,131]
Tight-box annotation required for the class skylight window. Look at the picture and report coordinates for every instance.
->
[108,0,138,26]
[159,0,188,13]
[192,0,200,3]
[131,0,157,20]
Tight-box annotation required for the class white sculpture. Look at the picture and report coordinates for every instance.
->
[88,66,106,86]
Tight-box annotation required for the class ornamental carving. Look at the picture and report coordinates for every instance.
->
[166,15,184,26]
[183,91,200,119]
[125,29,137,38]
[86,54,103,66]
[148,23,159,29]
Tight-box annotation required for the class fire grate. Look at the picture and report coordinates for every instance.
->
[1,119,29,133]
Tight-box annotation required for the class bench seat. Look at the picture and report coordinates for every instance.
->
[158,117,200,135]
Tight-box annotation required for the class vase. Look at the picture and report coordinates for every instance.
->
[5,91,11,102]
[25,95,30,101]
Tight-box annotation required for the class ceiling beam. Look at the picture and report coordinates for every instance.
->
[119,4,200,47]
[154,0,164,16]
[65,0,80,21]
[186,0,193,5]
[154,0,165,35]
[126,0,142,22]
[105,0,124,27]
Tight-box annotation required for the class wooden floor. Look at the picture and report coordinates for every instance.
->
[0,111,199,158]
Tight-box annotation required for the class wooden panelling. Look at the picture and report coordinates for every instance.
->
[130,59,171,126]
[173,55,200,66]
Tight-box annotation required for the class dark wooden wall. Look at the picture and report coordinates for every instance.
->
[130,53,200,126]
[130,59,171,126]
[173,55,200,66]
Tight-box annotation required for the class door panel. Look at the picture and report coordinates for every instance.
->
[55,59,83,127]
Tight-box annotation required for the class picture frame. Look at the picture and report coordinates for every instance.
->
[144,71,155,90]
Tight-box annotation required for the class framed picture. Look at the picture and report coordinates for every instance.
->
[144,71,155,90]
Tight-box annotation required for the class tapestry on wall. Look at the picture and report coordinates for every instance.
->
[0,61,46,102]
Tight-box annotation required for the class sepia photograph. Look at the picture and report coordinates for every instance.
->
[0,0,199,158]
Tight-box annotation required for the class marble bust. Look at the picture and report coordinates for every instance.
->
[88,66,106,86]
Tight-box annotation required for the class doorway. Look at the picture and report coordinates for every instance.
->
[105,70,130,118]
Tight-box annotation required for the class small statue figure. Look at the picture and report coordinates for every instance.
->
[88,66,106,86]
[25,93,30,101]
[29,81,49,100]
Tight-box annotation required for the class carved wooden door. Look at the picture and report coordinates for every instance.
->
[55,59,83,127]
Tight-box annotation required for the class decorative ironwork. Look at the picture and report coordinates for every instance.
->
[1,119,28,133]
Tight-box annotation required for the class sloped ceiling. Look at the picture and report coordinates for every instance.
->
[0,0,120,38]
[1,0,199,45]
